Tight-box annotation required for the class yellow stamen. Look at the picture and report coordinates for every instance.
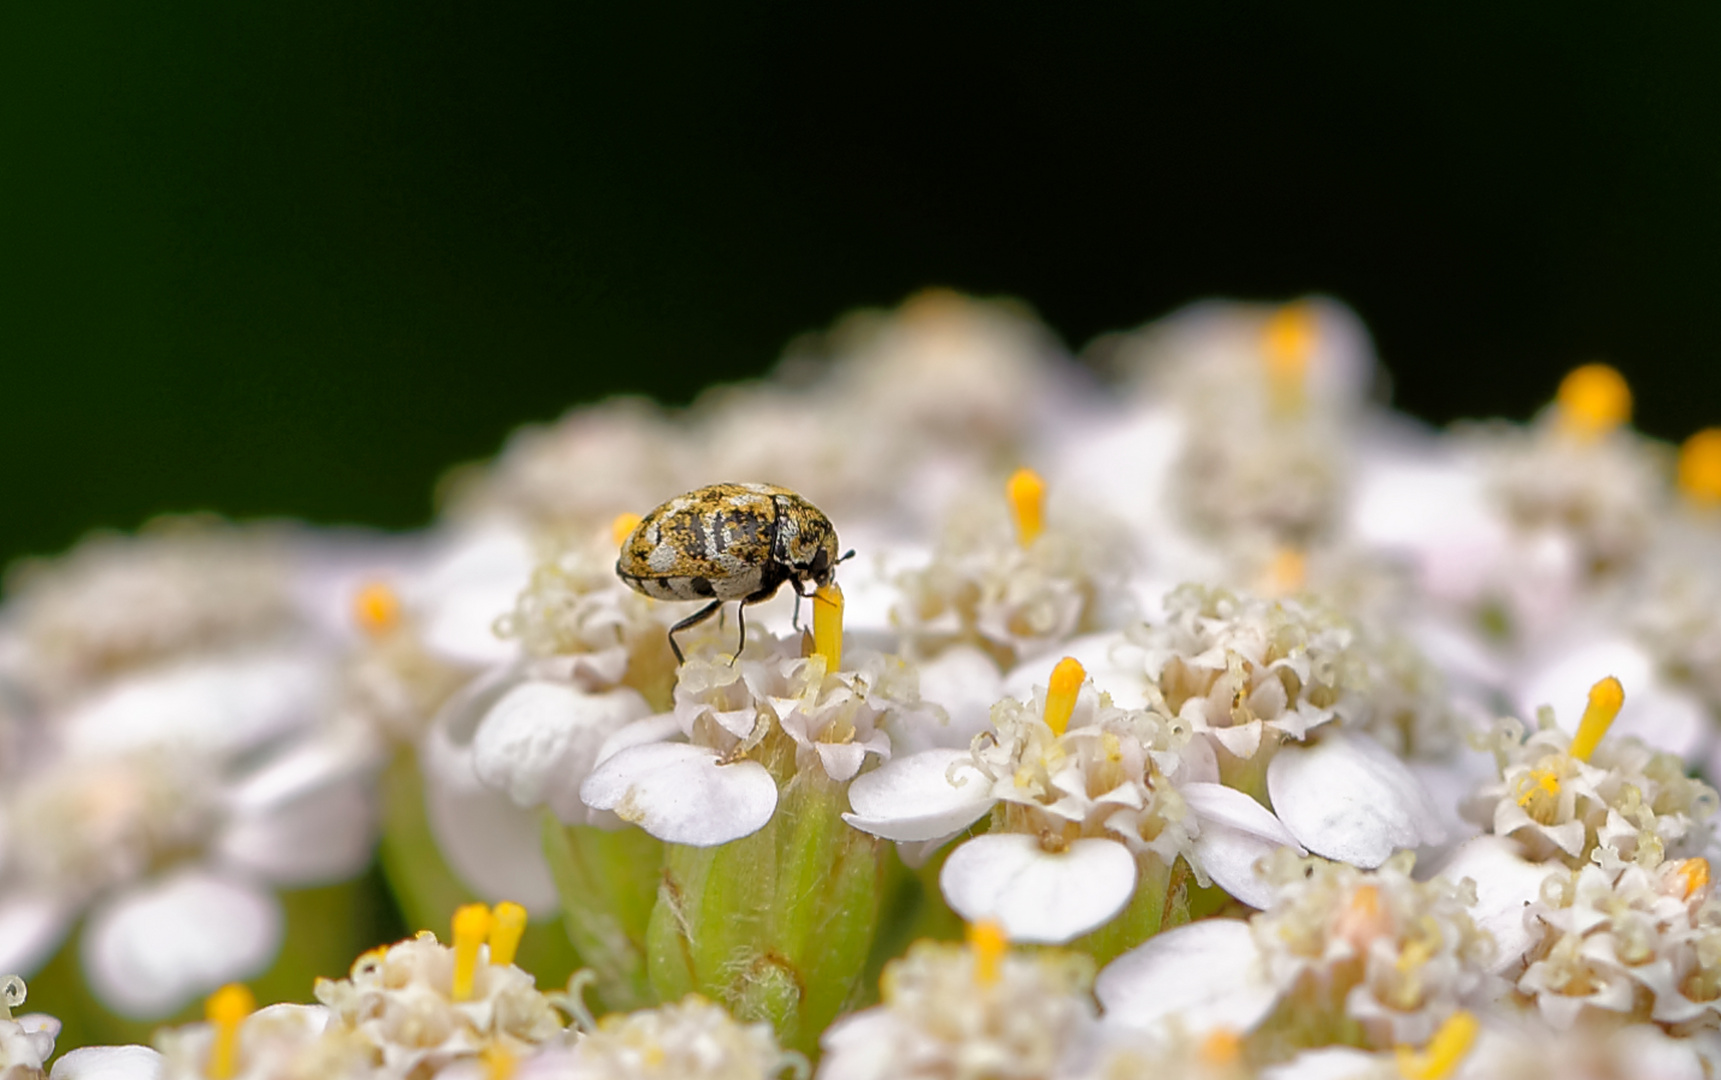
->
[812,582,844,671]
[1262,302,1316,410]
[967,918,1008,986]
[1043,657,1085,737]
[352,582,401,638]
[1677,857,1711,899]
[1006,468,1047,548]
[1200,1028,1244,1066]
[1569,676,1625,762]
[611,512,644,548]
[1679,429,1721,506]
[1395,1009,1479,1080]
[204,983,254,1080]
[451,903,493,1002]
[482,1044,517,1080]
[1265,548,1306,596]
[488,901,528,967]
[1555,363,1631,440]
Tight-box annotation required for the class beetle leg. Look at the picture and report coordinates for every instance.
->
[668,599,725,665]
[788,577,814,631]
[735,582,787,665]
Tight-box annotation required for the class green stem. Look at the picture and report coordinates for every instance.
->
[645,771,885,1058]
[541,815,662,1011]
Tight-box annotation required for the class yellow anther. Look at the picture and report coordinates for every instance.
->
[1265,548,1306,596]
[1679,429,1721,506]
[1569,675,1625,762]
[1200,1028,1244,1065]
[1395,1009,1478,1080]
[482,1044,518,1080]
[1262,302,1317,411]
[488,901,528,967]
[1006,468,1047,548]
[966,918,1009,987]
[611,512,644,548]
[1514,768,1561,808]
[812,582,844,672]
[1555,363,1631,440]
[1677,858,1711,899]
[352,582,401,638]
[1043,657,1085,737]
[204,983,254,1080]
[451,903,493,1002]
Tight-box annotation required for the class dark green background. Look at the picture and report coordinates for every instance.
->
[6,4,1720,571]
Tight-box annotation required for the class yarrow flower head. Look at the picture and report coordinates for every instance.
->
[311,903,571,1074]
[893,469,1135,670]
[1096,851,1495,1065]
[849,656,1302,941]
[0,516,304,706]
[1465,676,1718,868]
[817,920,1097,1080]
[1125,584,1364,762]
[1511,853,1721,1032]
[551,994,792,1080]
[582,624,930,847]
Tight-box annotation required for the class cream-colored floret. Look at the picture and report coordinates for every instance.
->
[820,938,1096,1080]
[1248,850,1495,1052]
[313,932,570,1074]
[568,995,785,1080]
[5,516,296,701]
[894,495,1133,669]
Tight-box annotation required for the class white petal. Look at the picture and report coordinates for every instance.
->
[1267,731,1444,867]
[1431,836,1555,972]
[1095,917,1275,1034]
[592,713,685,769]
[419,670,559,913]
[216,771,376,886]
[580,742,777,846]
[63,651,327,759]
[814,742,869,783]
[0,892,74,975]
[48,1046,164,1080]
[82,869,281,1020]
[1183,782,1302,909]
[471,682,652,822]
[911,645,1005,752]
[844,749,993,842]
[1260,1046,1387,1080]
[939,834,1136,944]
[413,523,535,666]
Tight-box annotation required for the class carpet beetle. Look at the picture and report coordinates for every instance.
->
[616,482,851,662]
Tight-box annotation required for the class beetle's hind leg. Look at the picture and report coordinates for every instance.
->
[668,599,725,665]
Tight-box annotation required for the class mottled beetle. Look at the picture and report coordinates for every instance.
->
[616,482,851,662]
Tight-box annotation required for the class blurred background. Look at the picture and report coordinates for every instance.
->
[5,3,1719,570]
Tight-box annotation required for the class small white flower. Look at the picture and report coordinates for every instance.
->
[0,714,375,1018]
[1463,679,1716,869]
[1097,852,1495,1052]
[892,482,1134,670]
[313,922,571,1076]
[556,994,787,1080]
[582,633,924,847]
[1514,854,1721,1030]
[0,975,58,1080]
[817,925,1097,1080]
[849,658,1299,936]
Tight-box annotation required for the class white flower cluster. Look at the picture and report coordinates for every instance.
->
[10,290,1721,1078]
